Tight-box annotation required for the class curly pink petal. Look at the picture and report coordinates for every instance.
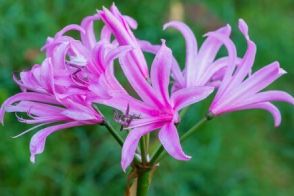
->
[158,122,191,161]
[30,121,83,163]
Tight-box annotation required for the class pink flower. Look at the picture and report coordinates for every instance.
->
[119,41,214,171]
[97,6,214,170]
[0,13,128,163]
[2,3,293,173]
[163,21,233,90]
[209,19,294,126]
[98,4,149,79]
[0,76,103,163]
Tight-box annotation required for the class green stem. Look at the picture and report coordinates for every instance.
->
[136,168,152,196]
[145,134,150,154]
[149,144,164,165]
[150,117,208,165]
[180,117,207,142]
[140,137,147,163]
[103,120,124,147]
[92,104,124,147]
[103,120,143,165]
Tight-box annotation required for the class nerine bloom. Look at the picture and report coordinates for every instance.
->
[163,21,233,90]
[0,12,130,162]
[1,3,293,173]
[98,5,213,171]
[119,42,214,171]
[209,19,294,126]
[0,60,103,163]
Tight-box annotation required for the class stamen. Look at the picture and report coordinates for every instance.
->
[113,105,141,130]
[11,123,49,138]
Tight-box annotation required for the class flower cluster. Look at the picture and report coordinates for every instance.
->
[1,4,293,171]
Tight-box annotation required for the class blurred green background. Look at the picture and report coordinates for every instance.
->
[0,0,293,195]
